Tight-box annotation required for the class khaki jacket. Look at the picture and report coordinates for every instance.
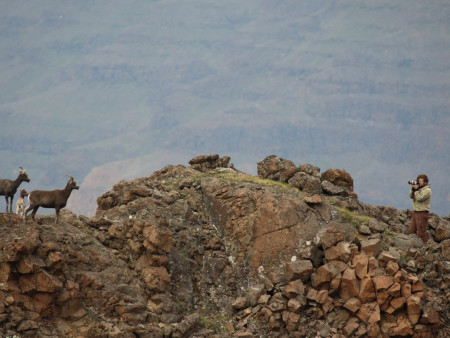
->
[409,185,431,212]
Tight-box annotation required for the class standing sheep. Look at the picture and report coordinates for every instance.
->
[0,167,30,213]
[24,175,79,224]
[16,188,28,217]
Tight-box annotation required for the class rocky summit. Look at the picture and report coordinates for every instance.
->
[0,154,449,338]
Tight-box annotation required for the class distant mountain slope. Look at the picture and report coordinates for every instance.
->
[1,0,449,216]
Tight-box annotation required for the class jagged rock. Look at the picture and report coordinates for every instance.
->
[303,193,322,204]
[435,219,450,241]
[298,163,321,177]
[320,168,354,191]
[288,172,322,194]
[0,157,447,337]
[257,155,298,182]
[285,260,313,282]
[189,154,232,172]
[321,180,346,196]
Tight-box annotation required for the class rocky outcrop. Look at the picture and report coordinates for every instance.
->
[0,155,449,337]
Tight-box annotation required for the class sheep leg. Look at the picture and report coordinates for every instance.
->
[5,196,9,213]
[9,196,13,213]
[31,207,39,221]
[55,208,60,224]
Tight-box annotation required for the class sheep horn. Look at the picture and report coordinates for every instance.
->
[66,175,74,181]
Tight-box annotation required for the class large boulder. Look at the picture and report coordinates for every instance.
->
[320,169,354,191]
[257,155,298,183]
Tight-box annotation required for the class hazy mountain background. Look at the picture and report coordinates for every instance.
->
[1,0,449,217]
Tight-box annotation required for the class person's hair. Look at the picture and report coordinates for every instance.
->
[417,174,429,184]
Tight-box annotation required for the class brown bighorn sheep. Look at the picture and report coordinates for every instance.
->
[0,167,30,213]
[24,175,79,224]
[16,188,28,217]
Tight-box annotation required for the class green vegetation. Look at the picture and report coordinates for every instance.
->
[198,310,231,335]
[338,208,371,230]
[210,171,298,194]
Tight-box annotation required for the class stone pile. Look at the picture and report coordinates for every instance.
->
[189,154,232,172]
[257,155,356,198]
[229,226,442,337]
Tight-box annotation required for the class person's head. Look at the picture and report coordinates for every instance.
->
[416,174,429,187]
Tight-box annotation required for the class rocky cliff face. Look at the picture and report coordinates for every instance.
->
[0,154,449,337]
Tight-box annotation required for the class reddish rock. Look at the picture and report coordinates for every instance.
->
[320,169,354,191]
[343,297,361,314]
[388,283,401,297]
[361,238,382,257]
[353,253,369,279]
[284,279,305,298]
[303,193,322,204]
[141,267,170,292]
[285,260,313,282]
[0,262,11,283]
[143,225,173,254]
[310,261,347,288]
[406,295,422,325]
[388,320,413,336]
[324,241,350,262]
[358,277,377,303]
[385,261,399,275]
[372,275,394,293]
[401,283,412,298]
[257,155,298,182]
[339,268,359,301]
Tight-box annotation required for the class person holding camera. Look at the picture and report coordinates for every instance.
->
[408,174,431,244]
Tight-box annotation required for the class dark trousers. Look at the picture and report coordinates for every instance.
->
[408,211,429,243]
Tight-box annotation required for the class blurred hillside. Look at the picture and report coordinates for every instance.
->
[0,0,449,216]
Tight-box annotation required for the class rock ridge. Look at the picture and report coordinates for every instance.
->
[0,154,448,337]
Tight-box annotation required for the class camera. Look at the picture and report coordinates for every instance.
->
[408,180,417,185]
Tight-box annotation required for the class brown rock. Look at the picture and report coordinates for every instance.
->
[388,283,401,297]
[303,193,322,204]
[419,302,439,324]
[401,283,412,298]
[389,296,406,311]
[232,297,249,310]
[320,168,354,191]
[17,256,45,274]
[388,320,413,336]
[339,268,359,301]
[361,238,382,257]
[315,290,329,304]
[344,319,359,336]
[284,279,305,298]
[357,302,379,324]
[0,262,11,283]
[257,155,298,182]
[358,277,377,303]
[435,221,450,241]
[353,253,369,279]
[316,227,346,249]
[385,261,399,275]
[311,261,347,288]
[324,241,350,262]
[143,225,173,254]
[406,295,421,325]
[289,173,322,194]
[141,267,170,292]
[285,259,313,282]
[372,275,394,293]
[343,297,361,314]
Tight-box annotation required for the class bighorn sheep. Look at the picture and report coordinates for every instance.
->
[24,175,79,224]
[0,167,30,213]
[16,188,28,217]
